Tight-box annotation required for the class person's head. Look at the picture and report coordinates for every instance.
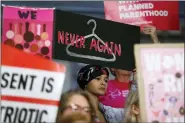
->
[123,90,140,122]
[58,89,94,122]
[77,65,109,96]
[111,68,131,82]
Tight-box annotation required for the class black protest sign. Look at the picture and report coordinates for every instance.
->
[53,10,140,70]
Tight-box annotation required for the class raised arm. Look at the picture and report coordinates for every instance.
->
[142,25,160,44]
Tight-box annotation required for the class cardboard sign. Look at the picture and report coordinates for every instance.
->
[53,10,140,71]
[134,44,184,122]
[2,5,54,59]
[1,44,66,123]
[104,1,179,30]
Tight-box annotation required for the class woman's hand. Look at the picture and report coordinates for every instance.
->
[142,25,156,35]
[142,25,160,44]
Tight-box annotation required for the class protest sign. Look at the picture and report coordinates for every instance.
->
[53,10,140,71]
[104,1,179,30]
[2,5,54,59]
[1,44,66,123]
[134,44,184,122]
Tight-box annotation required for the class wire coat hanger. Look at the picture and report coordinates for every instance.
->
[66,19,116,62]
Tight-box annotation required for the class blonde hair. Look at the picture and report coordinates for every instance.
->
[123,90,139,123]
[57,112,91,123]
[56,89,94,122]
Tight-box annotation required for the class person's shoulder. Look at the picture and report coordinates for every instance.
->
[99,103,124,112]
[99,103,125,122]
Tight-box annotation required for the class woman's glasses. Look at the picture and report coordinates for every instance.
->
[63,104,92,114]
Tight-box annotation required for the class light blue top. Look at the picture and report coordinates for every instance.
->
[99,103,124,123]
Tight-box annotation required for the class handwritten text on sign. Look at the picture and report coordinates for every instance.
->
[58,31,122,57]
[141,48,184,122]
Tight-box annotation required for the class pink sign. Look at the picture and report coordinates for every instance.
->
[135,44,184,122]
[104,1,179,30]
[2,5,55,59]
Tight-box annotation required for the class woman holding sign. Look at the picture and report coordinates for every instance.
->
[77,65,124,123]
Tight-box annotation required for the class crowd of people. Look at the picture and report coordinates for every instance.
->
[55,25,161,123]
[1,1,183,122]
[56,64,140,123]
